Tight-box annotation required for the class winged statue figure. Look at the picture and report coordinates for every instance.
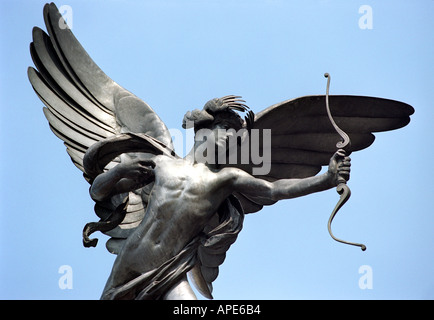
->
[28,3,414,300]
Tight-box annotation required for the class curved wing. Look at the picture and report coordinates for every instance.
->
[28,3,174,252]
[232,95,414,213]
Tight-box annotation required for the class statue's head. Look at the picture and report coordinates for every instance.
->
[183,96,255,165]
[182,95,254,132]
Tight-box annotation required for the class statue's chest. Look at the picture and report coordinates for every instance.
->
[155,160,213,193]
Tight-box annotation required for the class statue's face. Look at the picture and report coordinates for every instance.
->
[193,119,246,166]
[194,122,231,153]
[211,123,234,154]
[186,98,247,165]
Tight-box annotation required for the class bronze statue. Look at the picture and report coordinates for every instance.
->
[28,3,414,299]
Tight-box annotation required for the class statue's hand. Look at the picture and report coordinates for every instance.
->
[115,158,155,183]
[327,149,351,186]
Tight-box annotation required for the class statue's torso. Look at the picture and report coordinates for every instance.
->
[106,155,235,288]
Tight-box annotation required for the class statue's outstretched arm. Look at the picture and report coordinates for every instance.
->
[90,159,155,202]
[230,150,350,202]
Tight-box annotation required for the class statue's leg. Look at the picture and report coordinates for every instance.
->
[162,274,197,300]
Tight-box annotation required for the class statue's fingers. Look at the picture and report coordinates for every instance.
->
[342,160,351,167]
[338,166,351,172]
[138,159,156,168]
[336,149,346,157]
[338,170,350,178]
[338,161,351,168]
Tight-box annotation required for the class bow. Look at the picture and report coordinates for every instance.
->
[324,73,366,251]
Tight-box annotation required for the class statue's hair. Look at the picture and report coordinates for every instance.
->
[182,95,255,132]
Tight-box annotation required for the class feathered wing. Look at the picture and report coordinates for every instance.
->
[228,94,414,213]
[28,3,175,253]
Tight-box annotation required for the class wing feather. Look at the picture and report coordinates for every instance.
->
[271,133,375,153]
[42,4,116,112]
[28,3,175,253]
[30,27,116,129]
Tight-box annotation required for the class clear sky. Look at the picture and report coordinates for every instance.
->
[0,0,433,300]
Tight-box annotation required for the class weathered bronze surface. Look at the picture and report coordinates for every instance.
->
[28,3,414,299]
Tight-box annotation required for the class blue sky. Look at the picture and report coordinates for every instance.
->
[0,0,433,299]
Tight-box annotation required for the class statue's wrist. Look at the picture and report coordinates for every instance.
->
[323,171,336,188]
